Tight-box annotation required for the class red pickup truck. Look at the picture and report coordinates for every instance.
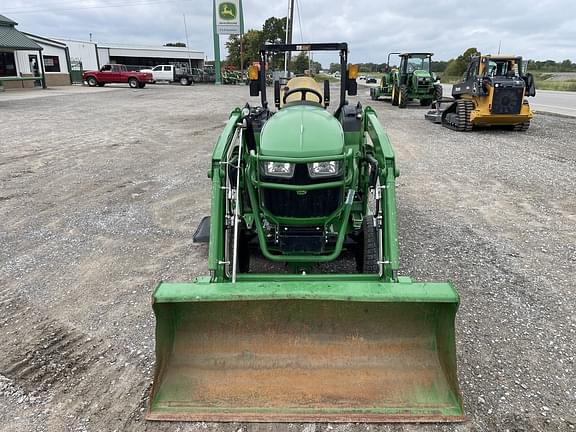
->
[83,64,153,88]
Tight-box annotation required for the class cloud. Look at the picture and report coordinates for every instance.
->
[4,0,576,63]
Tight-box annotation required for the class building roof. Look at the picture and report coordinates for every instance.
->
[0,14,18,26]
[0,14,42,50]
[24,32,68,48]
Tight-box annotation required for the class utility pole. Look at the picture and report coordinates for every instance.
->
[183,14,192,71]
[284,0,294,74]
[239,0,244,78]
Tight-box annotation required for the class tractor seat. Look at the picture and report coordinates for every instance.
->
[282,76,324,106]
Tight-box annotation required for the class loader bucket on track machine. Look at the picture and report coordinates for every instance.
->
[146,278,464,422]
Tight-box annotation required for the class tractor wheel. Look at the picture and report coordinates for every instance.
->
[398,85,408,108]
[434,84,443,101]
[391,85,399,106]
[355,216,379,274]
[128,78,139,88]
[87,76,98,87]
[513,121,530,132]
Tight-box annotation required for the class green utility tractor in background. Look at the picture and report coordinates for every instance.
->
[389,52,442,108]
[369,51,399,101]
[147,43,463,423]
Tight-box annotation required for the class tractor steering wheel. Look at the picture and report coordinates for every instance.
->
[282,87,324,105]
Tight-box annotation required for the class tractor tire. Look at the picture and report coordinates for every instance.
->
[434,84,443,101]
[87,76,98,87]
[398,85,408,108]
[355,216,379,274]
[128,78,139,88]
[391,85,399,106]
[513,121,530,132]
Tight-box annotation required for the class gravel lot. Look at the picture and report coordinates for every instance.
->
[0,84,574,432]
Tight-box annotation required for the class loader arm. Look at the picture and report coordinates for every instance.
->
[365,107,400,280]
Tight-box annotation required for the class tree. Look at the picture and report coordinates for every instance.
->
[225,16,286,70]
[226,29,264,69]
[164,42,186,47]
[444,47,480,77]
[291,52,309,74]
[262,17,287,69]
[329,62,340,74]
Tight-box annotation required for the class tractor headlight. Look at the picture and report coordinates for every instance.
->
[307,160,342,178]
[261,161,295,178]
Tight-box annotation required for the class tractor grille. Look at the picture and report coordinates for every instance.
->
[263,187,341,218]
[492,86,523,114]
[261,163,343,218]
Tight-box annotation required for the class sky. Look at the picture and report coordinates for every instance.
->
[3,0,575,66]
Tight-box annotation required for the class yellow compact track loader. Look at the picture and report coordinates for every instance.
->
[426,54,536,131]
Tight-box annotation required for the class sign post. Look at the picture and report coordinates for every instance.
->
[213,0,243,85]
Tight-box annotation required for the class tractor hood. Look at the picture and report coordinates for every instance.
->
[259,105,344,158]
[413,70,432,79]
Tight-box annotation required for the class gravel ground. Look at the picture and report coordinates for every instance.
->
[0,84,574,432]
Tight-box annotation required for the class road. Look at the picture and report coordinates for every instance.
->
[441,83,576,117]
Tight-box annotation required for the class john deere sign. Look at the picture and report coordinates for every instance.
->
[216,0,240,34]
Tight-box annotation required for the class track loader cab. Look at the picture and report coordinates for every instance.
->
[147,42,464,423]
[430,54,535,131]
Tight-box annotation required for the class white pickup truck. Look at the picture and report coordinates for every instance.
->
[140,65,194,86]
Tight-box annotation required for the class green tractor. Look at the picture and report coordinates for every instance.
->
[146,43,464,422]
[369,52,400,101]
[388,53,442,108]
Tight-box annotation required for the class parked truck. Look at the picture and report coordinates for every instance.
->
[83,64,152,88]
[140,65,195,86]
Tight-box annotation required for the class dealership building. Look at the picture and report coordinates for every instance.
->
[59,39,205,73]
[1,13,205,89]
[0,14,71,89]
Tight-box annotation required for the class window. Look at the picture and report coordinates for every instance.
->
[163,66,171,71]
[0,51,17,77]
[152,65,162,71]
[43,55,61,73]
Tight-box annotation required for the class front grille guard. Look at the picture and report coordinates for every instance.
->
[244,149,357,263]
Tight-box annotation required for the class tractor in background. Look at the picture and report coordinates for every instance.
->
[369,52,399,101]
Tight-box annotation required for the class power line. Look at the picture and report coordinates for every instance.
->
[295,0,304,43]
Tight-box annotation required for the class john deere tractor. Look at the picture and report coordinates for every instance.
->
[388,52,442,108]
[146,43,464,423]
[369,52,399,101]
[426,54,536,131]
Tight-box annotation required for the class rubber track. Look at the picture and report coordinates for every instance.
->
[513,121,530,132]
[443,100,474,132]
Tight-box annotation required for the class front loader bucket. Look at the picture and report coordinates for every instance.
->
[146,277,464,422]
